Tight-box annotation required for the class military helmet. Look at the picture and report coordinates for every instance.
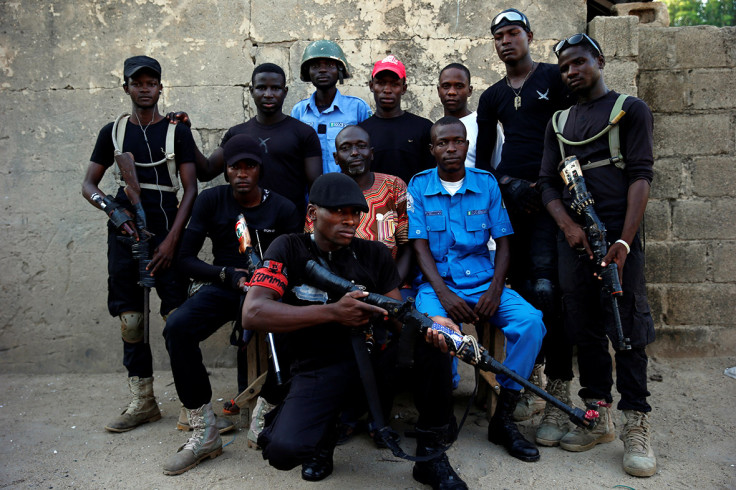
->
[299,40,352,82]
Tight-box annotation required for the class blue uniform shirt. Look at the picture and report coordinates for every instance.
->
[407,167,513,291]
[291,89,372,174]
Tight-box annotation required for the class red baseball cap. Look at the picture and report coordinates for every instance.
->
[371,55,406,79]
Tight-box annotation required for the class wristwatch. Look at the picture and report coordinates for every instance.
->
[219,267,227,283]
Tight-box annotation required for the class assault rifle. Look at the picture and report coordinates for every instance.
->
[114,151,156,344]
[558,156,631,350]
[304,259,600,430]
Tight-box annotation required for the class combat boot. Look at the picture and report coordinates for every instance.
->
[412,426,467,490]
[176,405,236,434]
[513,364,546,421]
[163,402,223,475]
[247,396,276,449]
[535,379,572,447]
[301,425,338,482]
[560,398,615,452]
[621,410,657,477]
[488,388,540,462]
[105,376,161,432]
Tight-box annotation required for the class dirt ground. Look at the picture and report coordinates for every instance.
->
[1,356,734,489]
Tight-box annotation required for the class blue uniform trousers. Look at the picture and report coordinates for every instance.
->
[415,283,545,391]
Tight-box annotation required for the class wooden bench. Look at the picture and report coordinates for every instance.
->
[465,322,506,418]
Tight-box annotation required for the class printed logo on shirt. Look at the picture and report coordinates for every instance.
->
[537,89,550,101]
[329,122,349,128]
[407,192,414,212]
[425,210,443,216]
[258,137,271,153]
[467,209,488,216]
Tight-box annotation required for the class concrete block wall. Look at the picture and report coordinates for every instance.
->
[637,25,736,357]
[0,0,587,374]
[0,2,733,373]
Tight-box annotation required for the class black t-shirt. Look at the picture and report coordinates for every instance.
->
[90,118,196,230]
[476,62,572,181]
[221,116,322,220]
[262,233,400,366]
[359,112,435,185]
[178,185,302,282]
[539,91,654,230]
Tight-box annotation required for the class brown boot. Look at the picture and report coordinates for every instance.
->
[105,376,161,433]
[560,399,615,452]
[513,364,546,421]
[621,410,657,477]
[177,406,235,434]
[163,402,223,475]
[535,379,572,447]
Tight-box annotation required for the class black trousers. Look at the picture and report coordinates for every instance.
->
[260,338,454,471]
[557,231,655,412]
[107,228,187,378]
[162,284,241,409]
[507,210,574,381]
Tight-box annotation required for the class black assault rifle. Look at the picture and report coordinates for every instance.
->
[558,156,632,351]
[304,259,600,430]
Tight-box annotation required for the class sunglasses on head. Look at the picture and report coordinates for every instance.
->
[491,10,530,30]
[554,33,602,57]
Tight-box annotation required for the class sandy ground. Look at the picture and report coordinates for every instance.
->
[1,356,735,489]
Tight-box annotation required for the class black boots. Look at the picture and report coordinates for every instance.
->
[301,445,334,482]
[301,426,338,482]
[412,427,468,490]
[488,388,540,462]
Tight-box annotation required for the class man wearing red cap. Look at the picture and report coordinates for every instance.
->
[359,55,435,186]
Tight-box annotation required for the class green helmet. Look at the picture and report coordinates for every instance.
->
[299,40,352,82]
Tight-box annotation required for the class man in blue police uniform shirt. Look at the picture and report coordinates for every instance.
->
[407,116,546,463]
[291,40,372,174]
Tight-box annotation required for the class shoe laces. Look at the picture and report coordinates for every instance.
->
[624,413,651,453]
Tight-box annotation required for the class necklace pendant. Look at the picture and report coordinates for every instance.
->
[514,95,521,110]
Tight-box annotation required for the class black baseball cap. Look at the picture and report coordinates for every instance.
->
[309,173,368,212]
[123,55,162,79]
[490,9,531,34]
[223,134,263,167]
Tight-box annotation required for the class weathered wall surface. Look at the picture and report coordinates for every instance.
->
[0,1,732,373]
[637,25,736,357]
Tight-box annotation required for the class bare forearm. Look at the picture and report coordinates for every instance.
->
[621,179,650,244]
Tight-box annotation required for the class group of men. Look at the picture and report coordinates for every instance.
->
[82,7,657,488]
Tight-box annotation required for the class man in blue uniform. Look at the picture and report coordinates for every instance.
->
[291,40,372,174]
[407,116,546,463]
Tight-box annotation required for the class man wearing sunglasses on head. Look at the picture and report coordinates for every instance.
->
[538,33,656,478]
[476,8,576,448]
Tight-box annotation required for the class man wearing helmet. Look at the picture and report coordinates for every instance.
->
[291,40,373,175]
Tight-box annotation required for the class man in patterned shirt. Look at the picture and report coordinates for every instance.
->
[306,125,411,284]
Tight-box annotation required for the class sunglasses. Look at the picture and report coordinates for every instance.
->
[491,10,530,30]
[554,33,602,57]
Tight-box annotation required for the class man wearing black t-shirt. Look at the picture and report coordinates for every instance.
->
[82,56,198,434]
[539,34,656,478]
[359,55,435,185]
[243,173,466,489]
[476,9,575,440]
[161,134,301,476]
[175,63,322,219]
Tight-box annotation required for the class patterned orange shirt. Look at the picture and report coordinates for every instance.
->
[305,172,409,258]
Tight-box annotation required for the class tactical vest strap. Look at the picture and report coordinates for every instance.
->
[111,113,179,192]
[552,94,629,171]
